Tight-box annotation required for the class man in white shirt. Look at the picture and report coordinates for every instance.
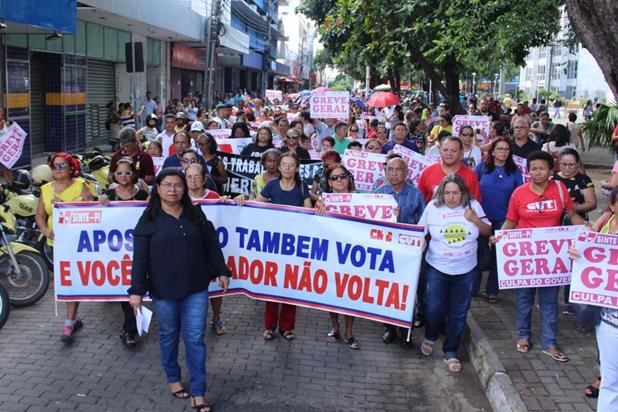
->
[212,104,231,128]
[156,114,177,157]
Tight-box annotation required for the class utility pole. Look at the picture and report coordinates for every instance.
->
[205,0,223,110]
[261,0,272,95]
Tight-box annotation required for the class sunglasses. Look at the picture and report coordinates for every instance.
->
[52,163,69,170]
[350,129,359,132]
[286,134,300,139]
[182,157,198,164]
[329,173,349,181]
[115,171,133,177]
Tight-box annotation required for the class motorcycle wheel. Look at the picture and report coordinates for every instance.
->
[0,251,50,307]
[35,238,54,271]
[0,284,9,329]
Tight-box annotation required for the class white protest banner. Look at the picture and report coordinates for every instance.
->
[265,89,283,102]
[341,150,386,192]
[53,201,424,327]
[495,226,582,289]
[207,128,232,139]
[392,144,434,185]
[0,122,27,168]
[215,137,253,154]
[310,91,350,119]
[513,155,532,183]
[451,115,491,136]
[569,230,618,309]
[152,157,165,176]
[322,193,397,222]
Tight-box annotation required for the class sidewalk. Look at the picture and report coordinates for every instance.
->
[467,288,599,412]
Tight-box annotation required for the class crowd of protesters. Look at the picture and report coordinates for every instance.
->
[1,86,611,411]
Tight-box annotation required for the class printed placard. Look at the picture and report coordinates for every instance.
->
[569,230,618,309]
[214,137,253,154]
[513,155,532,183]
[53,202,424,327]
[265,89,283,102]
[451,115,491,136]
[152,157,165,176]
[392,144,434,185]
[0,123,27,168]
[341,150,387,192]
[495,226,582,289]
[310,91,350,119]
[207,128,232,139]
[322,193,398,222]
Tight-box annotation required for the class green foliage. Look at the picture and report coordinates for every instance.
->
[582,104,618,148]
[537,88,560,100]
[299,0,562,109]
[328,73,353,91]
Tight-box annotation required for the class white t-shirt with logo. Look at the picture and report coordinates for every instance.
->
[418,199,489,275]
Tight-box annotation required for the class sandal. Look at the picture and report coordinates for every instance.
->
[584,377,601,398]
[119,330,137,348]
[171,388,190,399]
[326,329,340,342]
[421,339,434,357]
[345,336,360,350]
[516,339,531,353]
[190,396,213,412]
[542,348,569,363]
[211,320,227,336]
[487,295,499,304]
[444,358,462,373]
[279,329,295,340]
[263,329,275,341]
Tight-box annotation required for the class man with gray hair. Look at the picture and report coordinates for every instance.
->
[374,157,426,347]
[109,127,155,185]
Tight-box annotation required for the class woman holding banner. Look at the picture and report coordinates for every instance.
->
[250,149,281,199]
[197,134,228,194]
[236,152,312,340]
[418,174,491,373]
[240,126,274,157]
[569,186,618,410]
[129,169,230,411]
[99,158,149,347]
[318,164,360,349]
[497,150,584,362]
[35,153,95,342]
[310,150,342,203]
[473,137,523,303]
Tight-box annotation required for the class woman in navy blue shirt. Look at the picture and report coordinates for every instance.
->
[473,137,523,303]
[129,169,230,412]
[258,152,312,340]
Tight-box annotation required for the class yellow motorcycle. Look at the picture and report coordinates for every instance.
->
[0,205,50,306]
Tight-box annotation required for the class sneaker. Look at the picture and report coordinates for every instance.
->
[562,305,575,316]
[60,320,83,342]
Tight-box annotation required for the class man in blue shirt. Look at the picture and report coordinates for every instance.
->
[374,157,426,347]
[381,122,420,154]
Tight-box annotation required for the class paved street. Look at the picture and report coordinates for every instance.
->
[0,288,492,412]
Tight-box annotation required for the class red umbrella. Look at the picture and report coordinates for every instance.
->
[366,92,400,108]
[312,86,330,93]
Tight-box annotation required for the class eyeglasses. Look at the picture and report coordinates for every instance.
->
[329,173,349,181]
[52,163,69,170]
[560,162,578,168]
[115,171,133,177]
[159,183,184,190]
[182,157,198,164]
[279,162,297,169]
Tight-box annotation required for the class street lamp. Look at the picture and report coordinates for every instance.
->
[472,72,477,96]
[493,73,499,96]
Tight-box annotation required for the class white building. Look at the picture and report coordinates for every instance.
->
[518,10,611,101]
[277,0,315,88]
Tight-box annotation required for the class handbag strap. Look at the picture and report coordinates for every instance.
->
[554,180,565,210]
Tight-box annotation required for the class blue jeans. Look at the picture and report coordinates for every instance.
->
[424,264,475,359]
[153,289,209,396]
[516,286,559,350]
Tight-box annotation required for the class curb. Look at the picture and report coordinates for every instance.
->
[465,313,527,412]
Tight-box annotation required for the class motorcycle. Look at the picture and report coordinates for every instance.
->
[0,283,8,329]
[0,204,50,307]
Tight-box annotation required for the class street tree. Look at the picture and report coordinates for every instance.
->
[300,0,561,112]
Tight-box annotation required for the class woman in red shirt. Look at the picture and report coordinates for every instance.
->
[498,150,584,362]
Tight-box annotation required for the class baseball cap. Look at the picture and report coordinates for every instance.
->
[176,112,187,119]
[190,122,205,132]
